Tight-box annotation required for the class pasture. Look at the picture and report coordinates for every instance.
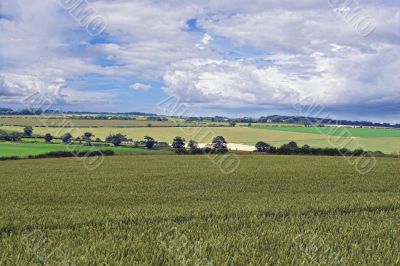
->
[254,125,400,138]
[0,142,166,157]
[1,155,399,264]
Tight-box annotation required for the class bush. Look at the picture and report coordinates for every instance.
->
[174,148,188,154]
[0,130,23,142]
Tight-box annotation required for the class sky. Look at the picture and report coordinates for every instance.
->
[0,0,399,122]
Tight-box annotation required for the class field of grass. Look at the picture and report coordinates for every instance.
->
[0,142,167,157]
[254,125,400,138]
[1,155,399,264]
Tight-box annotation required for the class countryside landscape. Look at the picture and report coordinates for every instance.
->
[1,0,400,265]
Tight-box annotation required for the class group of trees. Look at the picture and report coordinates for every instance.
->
[0,130,23,142]
[255,141,379,156]
[171,136,229,154]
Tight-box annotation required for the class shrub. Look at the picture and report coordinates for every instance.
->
[255,141,270,152]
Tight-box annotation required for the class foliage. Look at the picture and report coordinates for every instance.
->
[62,133,73,144]
[106,133,127,146]
[172,136,185,149]
[0,130,22,142]
[83,132,94,145]
[188,140,199,150]
[144,136,155,149]
[255,141,270,152]
[212,136,227,149]
[44,133,53,143]
[23,126,33,137]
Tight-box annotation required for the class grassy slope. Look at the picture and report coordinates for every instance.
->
[1,155,400,264]
[0,142,166,157]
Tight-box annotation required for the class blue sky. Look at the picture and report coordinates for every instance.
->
[0,0,399,122]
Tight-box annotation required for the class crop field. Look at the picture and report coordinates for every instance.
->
[0,142,166,157]
[0,155,399,264]
[1,125,326,143]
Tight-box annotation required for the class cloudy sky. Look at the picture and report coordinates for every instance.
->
[0,0,399,122]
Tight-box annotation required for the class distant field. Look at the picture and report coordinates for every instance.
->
[1,155,400,264]
[254,125,400,138]
[0,117,229,127]
[1,125,326,143]
[0,142,166,157]
[0,117,179,127]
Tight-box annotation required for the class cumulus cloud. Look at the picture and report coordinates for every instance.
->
[0,74,67,104]
[1,0,399,119]
[129,83,151,92]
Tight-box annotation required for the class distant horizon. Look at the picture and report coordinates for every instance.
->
[1,104,399,125]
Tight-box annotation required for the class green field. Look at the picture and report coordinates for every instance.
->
[0,142,167,157]
[254,125,400,138]
[1,155,399,264]
[2,125,400,153]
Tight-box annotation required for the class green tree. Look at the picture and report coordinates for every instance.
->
[212,136,227,149]
[188,140,198,150]
[83,132,94,145]
[287,141,298,150]
[144,136,155,149]
[23,126,33,137]
[62,133,73,144]
[255,141,270,152]
[229,121,237,127]
[108,133,126,146]
[172,136,185,149]
[44,133,53,143]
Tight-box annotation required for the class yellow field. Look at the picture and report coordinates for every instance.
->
[1,125,325,143]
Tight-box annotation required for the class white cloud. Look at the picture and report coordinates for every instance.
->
[129,83,151,92]
[1,0,399,117]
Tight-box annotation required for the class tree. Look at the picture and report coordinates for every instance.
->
[144,136,155,149]
[188,140,198,150]
[212,136,227,149]
[172,136,185,149]
[107,133,126,146]
[44,133,53,143]
[287,141,298,150]
[255,141,270,152]
[83,132,94,145]
[229,121,236,127]
[62,133,73,144]
[23,126,33,137]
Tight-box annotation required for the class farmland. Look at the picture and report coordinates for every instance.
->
[254,125,400,138]
[0,117,179,127]
[2,124,400,154]
[0,142,167,157]
[1,155,400,264]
